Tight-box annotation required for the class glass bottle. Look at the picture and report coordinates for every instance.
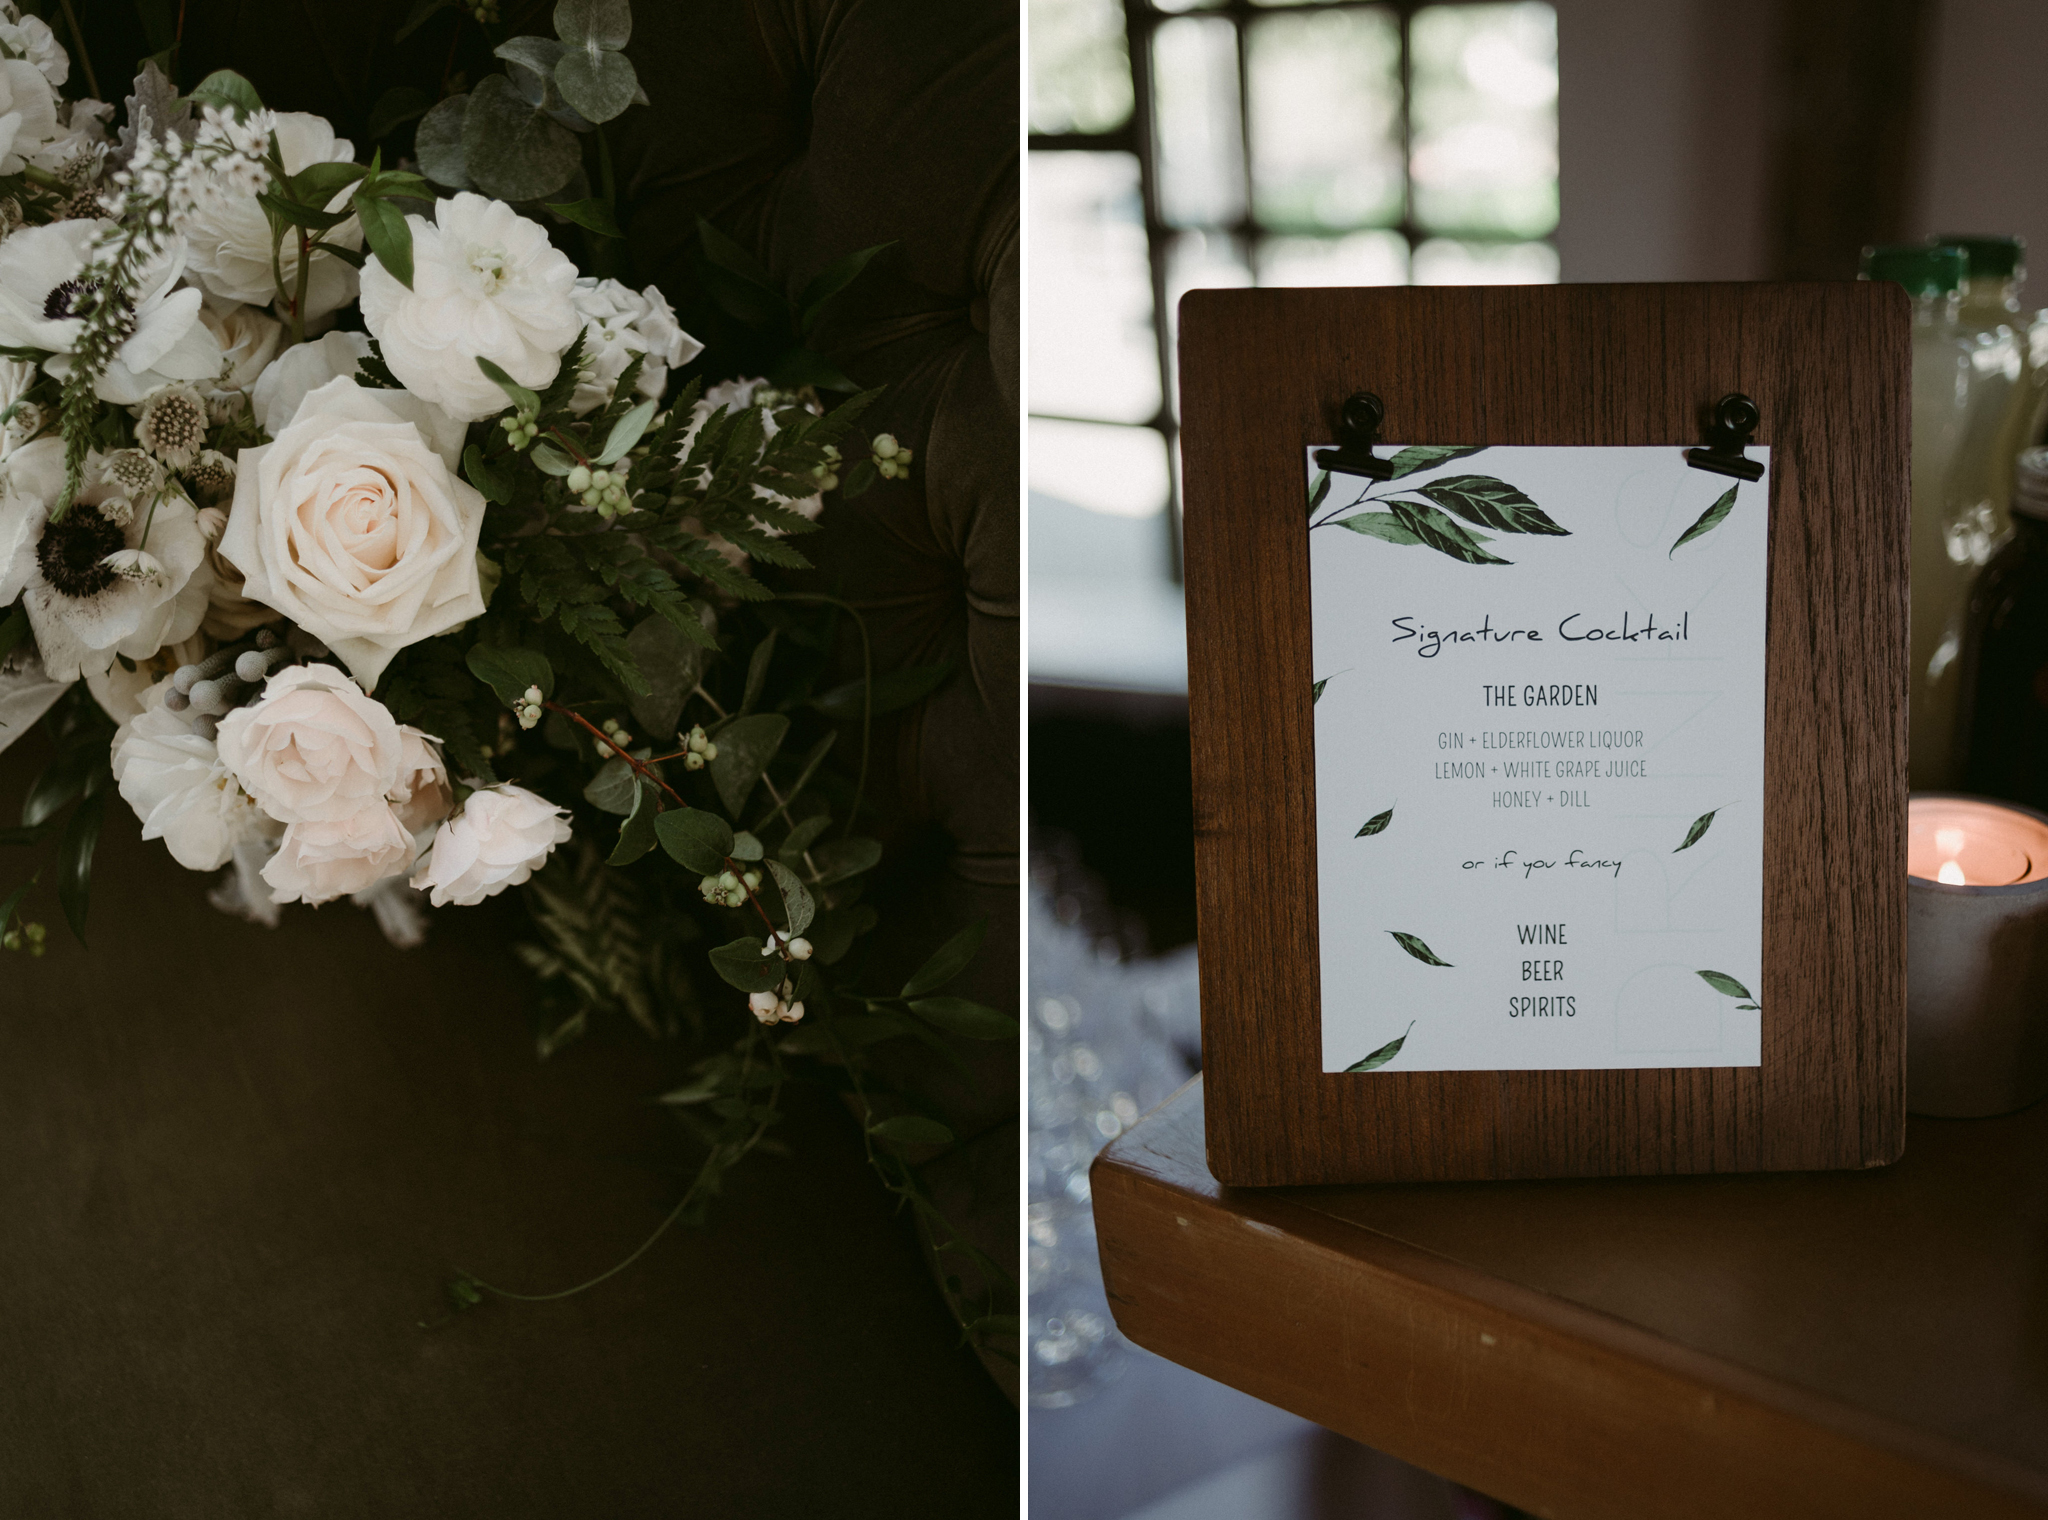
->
[1862,243,1978,789]
[1941,235,2048,521]
[1958,447,2048,810]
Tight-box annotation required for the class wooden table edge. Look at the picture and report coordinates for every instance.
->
[1090,1083,2047,1520]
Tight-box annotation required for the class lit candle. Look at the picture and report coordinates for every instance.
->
[1906,793,2048,1117]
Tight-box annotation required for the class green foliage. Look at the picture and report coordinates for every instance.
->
[515,841,660,1038]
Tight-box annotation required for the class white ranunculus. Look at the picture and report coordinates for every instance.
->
[0,221,222,404]
[111,676,278,871]
[264,806,415,906]
[412,784,571,907]
[248,328,368,435]
[0,437,211,680]
[565,276,702,416]
[0,645,69,756]
[0,56,58,176]
[215,661,404,824]
[388,724,453,835]
[0,12,67,87]
[359,191,579,422]
[217,376,482,689]
[184,113,363,321]
[197,300,282,394]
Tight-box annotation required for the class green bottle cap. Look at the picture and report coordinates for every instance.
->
[1858,242,1967,297]
[1935,234,2024,279]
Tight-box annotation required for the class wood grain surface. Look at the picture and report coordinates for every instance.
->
[1177,283,1910,1185]
[1092,1077,2048,1520]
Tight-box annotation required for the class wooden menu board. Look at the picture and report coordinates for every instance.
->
[1178,283,1909,1185]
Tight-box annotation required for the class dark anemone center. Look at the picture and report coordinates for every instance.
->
[42,278,135,339]
[35,507,124,599]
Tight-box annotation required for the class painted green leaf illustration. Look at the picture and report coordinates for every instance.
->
[1356,807,1392,837]
[1389,500,1510,565]
[1697,969,1752,1000]
[1674,810,1717,852]
[1413,475,1569,536]
[1389,930,1451,966]
[1312,677,1329,703]
[1385,445,1485,479]
[1334,511,1423,545]
[1345,1021,1415,1073]
[1308,468,1331,515]
[1670,484,1738,557]
[1735,1002,1760,1011]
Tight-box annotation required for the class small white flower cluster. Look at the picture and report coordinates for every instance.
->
[871,433,912,480]
[748,978,805,1026]
[115,106,271,238]
[699,865,760,909]
[513,684,544,730]
[679,723,718,771]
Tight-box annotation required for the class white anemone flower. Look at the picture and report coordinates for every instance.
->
[0,220,222,404]
[0,437,211,680]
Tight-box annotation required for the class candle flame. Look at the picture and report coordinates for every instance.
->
[1938,859,1966,885]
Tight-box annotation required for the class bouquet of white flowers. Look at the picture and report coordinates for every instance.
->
[0,1,1007,1346]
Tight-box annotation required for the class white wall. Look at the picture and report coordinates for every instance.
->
[1908,0,2048,269]
[1554,0,1777,283]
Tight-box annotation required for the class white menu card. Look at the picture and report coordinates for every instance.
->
[1307,445,1770,1074]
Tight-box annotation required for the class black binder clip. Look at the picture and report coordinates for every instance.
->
[1313,392,1394,482]
[1685,393,1765,482]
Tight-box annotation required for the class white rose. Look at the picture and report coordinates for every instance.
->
[184,113,363,321]
[112,676,278,871]
[0,221,221,404]
[388,724,453,835]
[412,784,572,907]
[0,437,211,680]
[197,300,283,394]
[264,807,415,906]
[360,191,579,422]
[217,376,483,689]
[215,661,404,824]
[0,57,58,176]
[248,328,368,435]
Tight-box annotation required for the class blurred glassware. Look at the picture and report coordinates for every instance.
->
[1960,447,2048,808]
[1028,830,1201,1409]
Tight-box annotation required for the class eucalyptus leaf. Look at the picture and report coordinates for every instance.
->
[1356,807,1392,838]
[1389,500,1510,566]
[582,756,638,815]
[608,781,658,865]
[1670,485,1738,557]
[495,35,568,106]
[1335,511,1423,546]
[624,611,708,740]
[414,94,472,190]
[1697,969,1752,1000]
[1385,445,1484,479]
[708,713,788,815]
[1389,930,1451,967]
[1674,810,1717,852]
[655,807,736,875]
[463,72,581,203]
[1413,474,1568,535]
[766,858,814,937]
[903,916,986,997]
[554,46,641,124]
[555,0,633,48]
[1344,1022,1415,1073]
